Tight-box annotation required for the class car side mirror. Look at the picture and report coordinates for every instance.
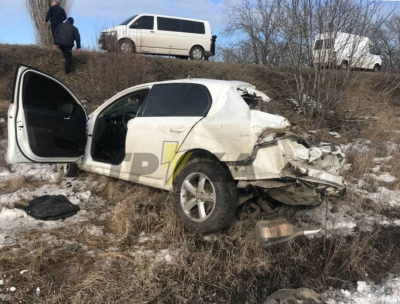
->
[377,52,381,56]
[256,218,321,247]
[130,22,139,28]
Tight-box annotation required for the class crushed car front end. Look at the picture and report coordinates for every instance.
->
[228,128,346,205]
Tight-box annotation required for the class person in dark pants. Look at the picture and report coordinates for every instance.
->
[44,1,67,43]
[54,17,81,75]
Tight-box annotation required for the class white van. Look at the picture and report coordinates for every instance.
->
[313,32,382,71]
[99,14,216,60]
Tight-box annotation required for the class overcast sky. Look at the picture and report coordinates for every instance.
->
[0,0,225,47]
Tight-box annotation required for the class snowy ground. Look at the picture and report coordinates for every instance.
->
[0,164,98,248]
[325,277,400,303]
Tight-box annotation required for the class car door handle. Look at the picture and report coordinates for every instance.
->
[150,31,154,33]
[64,116,71,120]
[169,128,185,133]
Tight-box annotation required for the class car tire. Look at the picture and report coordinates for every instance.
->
[118,39,134,54]
[57,164,79,178]
[190,46,204,60]
[373,64,380,72]
[173,158,237,233]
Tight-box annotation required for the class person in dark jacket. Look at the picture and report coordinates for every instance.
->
[44,1,67,41]
[54,17,81,75]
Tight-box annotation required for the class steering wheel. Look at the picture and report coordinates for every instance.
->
[122,112,137,129]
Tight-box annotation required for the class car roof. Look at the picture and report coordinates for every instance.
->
[137,13,209,24]
[120,78,252,102]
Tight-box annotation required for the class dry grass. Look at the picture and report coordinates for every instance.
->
[1,206,399,303]
[1,176,400,303]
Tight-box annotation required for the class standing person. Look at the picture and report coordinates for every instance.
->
[54,17,81,75]
[44,1,67,42]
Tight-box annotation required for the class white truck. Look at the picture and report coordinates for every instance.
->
[313,32,382,71]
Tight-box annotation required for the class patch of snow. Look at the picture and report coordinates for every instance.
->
[0,168,103,249]
[130,248,179,264]
[296,177,400,237]
[325,277,400,304]
[0,279,3,285]
[0,206,91,248]
[287,98,303,113]
[86,225,103,237]
[374,156,393,164]
[19,269,28,275]
[345,139,398,156]
[345,139,371,153]
[9,287,16,292]
[329,132,341,138]
[0,164,62,184]
[36,287,40,295]
[376,173,396,183]
[355,184,400,208]
[138,233,161,244]
[371,165,381,173]
[0,118,5,124]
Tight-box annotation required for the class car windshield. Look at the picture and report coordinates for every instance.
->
[119,15,138,26]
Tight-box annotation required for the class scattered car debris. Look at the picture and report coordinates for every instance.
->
[15,195,80,221]
[256,218,321,247]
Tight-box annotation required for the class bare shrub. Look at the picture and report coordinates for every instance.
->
[222,0,395,123]
[79,52,153,112]
[25,0,73,46]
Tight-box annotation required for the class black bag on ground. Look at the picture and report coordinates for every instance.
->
[16,195,80,221]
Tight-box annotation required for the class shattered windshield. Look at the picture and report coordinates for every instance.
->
[119,15,138,25]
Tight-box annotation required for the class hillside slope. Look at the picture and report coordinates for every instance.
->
[0,44,291,112]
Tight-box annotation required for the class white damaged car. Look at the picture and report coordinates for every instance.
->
[7,65,346,233]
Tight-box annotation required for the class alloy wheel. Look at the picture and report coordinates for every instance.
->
[180,172,216,222]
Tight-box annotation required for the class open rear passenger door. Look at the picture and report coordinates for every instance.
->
[8,66,87,164]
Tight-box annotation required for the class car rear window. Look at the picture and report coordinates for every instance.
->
[180,85,211,116]
[140,84,211,117]
[181,20,205,34]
